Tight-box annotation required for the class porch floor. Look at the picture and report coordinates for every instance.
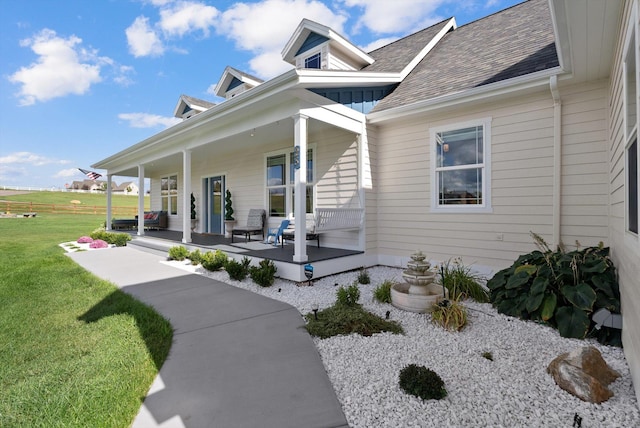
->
[133,230,362,264]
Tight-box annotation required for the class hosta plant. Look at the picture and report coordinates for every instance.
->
[487,233,621,346]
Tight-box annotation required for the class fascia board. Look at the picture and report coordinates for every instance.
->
[296,69,401,86]
[93,69,300,169]
[367,67,564,123]
[548,0,572,73]
[399,17,457,80]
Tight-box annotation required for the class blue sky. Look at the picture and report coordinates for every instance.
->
[0,0,522,189]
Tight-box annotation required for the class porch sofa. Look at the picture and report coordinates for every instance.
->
[112,210,168,230]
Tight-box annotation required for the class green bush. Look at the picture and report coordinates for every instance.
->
[431,299,468,331]
[89,229,131,247]
[168,246,189,261]
[304,305,404,338]
[225,257,251,281]
[487,233,621,346]
[201,250,228,272]
[336,283,360,307]
[357,267,370,284]
[373,280,393,303]
[249,259,277,287]
[438,258,488,302]
[399,364,447,400]
[188,249,203,265]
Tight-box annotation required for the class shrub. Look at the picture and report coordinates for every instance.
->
[373,280,393,304]
[336,283,360,307]
[188,249,203,265]
[431,299,468,332]
[487,233,621,346]
[399,364,447,400]
[438,258,489,303]
[168,246,189,261]
[357,267,370,284]
[89,239,109,249]
[304,305,404,338]
[250,259,277,287]
[225,257,251,281]
[89,229,131,247]
[77,236,93,244]
[201,250,229,272]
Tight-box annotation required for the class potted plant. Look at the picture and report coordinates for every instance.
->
[190,193,197,231]
[224,190,235,237]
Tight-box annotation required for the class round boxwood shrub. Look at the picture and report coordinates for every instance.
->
[399,364,447,400]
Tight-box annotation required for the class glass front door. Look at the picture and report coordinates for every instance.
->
[204,176,225,234]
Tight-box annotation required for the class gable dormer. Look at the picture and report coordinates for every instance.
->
[173,94,215,120]
[214,66,263,100]
[282,19,375,71]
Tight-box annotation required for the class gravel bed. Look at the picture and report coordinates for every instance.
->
[167,261,640,427]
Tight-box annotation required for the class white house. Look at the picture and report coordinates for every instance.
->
[93,0,638,402]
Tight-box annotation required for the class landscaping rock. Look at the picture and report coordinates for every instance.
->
[547,346,620,403]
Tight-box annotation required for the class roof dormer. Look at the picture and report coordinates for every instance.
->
[214,66,263,99]
[282,19,375,71]
[173,94,215,120]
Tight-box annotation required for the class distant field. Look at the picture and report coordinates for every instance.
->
[0,191,150,216]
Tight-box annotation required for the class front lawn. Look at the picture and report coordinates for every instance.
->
[0,213,172,427]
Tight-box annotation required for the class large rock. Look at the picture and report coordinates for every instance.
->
[547,346,620,403]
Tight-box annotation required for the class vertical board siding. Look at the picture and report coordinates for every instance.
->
[608,0,640,404]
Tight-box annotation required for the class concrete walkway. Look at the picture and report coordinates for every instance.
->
[68,247,348,428]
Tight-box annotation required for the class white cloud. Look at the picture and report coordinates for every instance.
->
[126,16,165,57]
[54,168,81,178]
[360,36,400,53]
[342,0,445,34]
[159,1,218,37]
[0,151,71,166]
[217,0,347,79]
[113,65,136,86]
[8,29,104,106]
[118,112,181,128]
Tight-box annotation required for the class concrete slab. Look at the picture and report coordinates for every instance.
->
[67,246,348,428]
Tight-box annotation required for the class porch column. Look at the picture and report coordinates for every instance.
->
[293,113,308,263]
[357,131,367,252]
[137,165,145,236]
[182,149,192,244]
[106,173,112,231]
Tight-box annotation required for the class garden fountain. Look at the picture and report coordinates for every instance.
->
[391,251,447,313]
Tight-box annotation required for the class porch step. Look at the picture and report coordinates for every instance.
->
[128,236,174,257]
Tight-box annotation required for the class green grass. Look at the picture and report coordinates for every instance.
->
[0,213,172,427]
[0,190,148,208]
[304,305,404,339]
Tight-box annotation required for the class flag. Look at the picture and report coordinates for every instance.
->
[79,168,102,180]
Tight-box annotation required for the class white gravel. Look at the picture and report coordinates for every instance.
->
[166,261,640,428]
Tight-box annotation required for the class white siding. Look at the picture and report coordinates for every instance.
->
[374,84,610,271]
[609,0,640,404]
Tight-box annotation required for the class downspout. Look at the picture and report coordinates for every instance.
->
[550,75,562,248]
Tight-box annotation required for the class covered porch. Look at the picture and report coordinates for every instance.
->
[129,230,365,282]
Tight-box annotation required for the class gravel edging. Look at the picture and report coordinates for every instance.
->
[165,261,640,427]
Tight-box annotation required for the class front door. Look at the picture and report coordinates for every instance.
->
[204,176,225,234]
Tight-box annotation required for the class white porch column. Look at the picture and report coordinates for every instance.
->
[357,130,367,252]
[137,165,145,236]
[293,114,309,263]
[182,149,192,244]
[106,173,113,231]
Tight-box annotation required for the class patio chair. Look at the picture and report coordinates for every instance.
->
[231,209,266,243]
[264,219,290,246]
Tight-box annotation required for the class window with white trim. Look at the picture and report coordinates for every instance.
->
[161,174,178,215]
[624,17,639,235]
[304,52,321,69]
[430,119,491,211]
[266,148,314,217]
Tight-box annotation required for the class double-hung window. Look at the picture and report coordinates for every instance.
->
[430,119,492,212]
[266,148,314,217]
[161,174,178,215]
[624,16,639,235]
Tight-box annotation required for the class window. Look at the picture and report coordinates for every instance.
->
[266,148,314,217]
[430,119,491,212]
[304,52,321,69]
[161,174,178,215]
[624,21,639,235]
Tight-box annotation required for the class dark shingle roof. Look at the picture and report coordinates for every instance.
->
[363,19,452,73]
[372,0,558,112]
